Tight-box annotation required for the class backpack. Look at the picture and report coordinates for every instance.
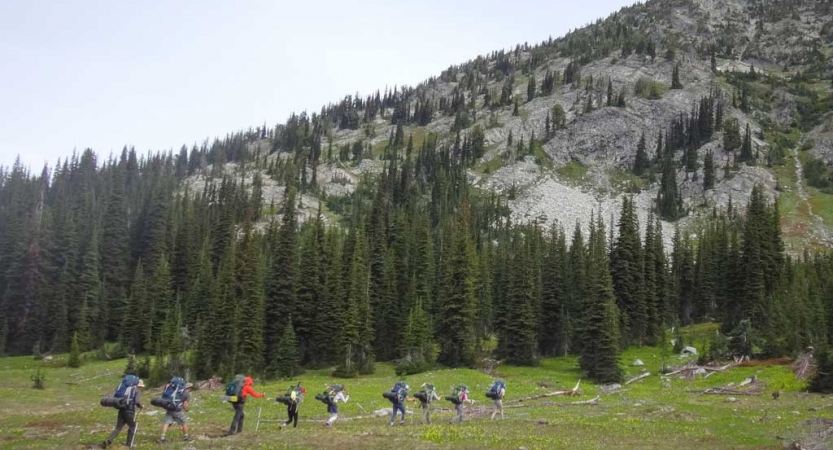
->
[384,381,409,404]
[162,377,187,409]
[444,385,467,405]
[415,383,435,404]
[101,375,139,409]
[225,374,245,402]
[315,384,343,405]
[486,380,506,400]
[277,383,304,406]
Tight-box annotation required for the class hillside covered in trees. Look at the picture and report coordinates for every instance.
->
[3,0,833,385]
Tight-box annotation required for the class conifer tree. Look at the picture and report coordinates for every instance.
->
[68,332,81,368]
[274,316,303,378]
[611,197,648,345]
[671,63,683,89]
[501,237,537,365]
[740,123,753,163]
[567,223,587,349]
[579,214,622,383]
[633,132,649,176]
[703,151,716,190]
[235,225,265,374]
[265,186,298,376]
[145,255,173,351]
[122,261,148,353]
[540,226,569,355]
[212,244,238,377]
[657,155,681,221]
[527,75,536,102]
[438,201,477,367]
[607,79,614,107]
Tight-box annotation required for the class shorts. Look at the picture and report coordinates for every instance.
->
[163,410,187,425]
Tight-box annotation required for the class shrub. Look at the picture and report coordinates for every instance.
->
[31,369,46,390]
[634,77,664,99]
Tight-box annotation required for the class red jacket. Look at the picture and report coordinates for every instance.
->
[241,376,264,400]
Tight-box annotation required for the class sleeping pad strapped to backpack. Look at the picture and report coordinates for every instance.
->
[151,377,187,411]
[485,380,506,400]
[382,381,409,404]
[100,375,139,409]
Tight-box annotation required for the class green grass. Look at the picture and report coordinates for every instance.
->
[1,328,828,449]
[556,160,588,185]
[608,168,648,193]
[477,154,506,176]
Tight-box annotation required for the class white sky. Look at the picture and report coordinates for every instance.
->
[0,0,637,169]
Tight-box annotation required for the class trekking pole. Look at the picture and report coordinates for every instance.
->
[256,407,262,432]
[129,421,138,448]
[355,403,366,414]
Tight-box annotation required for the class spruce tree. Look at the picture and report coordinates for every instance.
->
[579,214,622,383]
[501,237,538,365]
[68,332,81,368]
[274,317,303,378]
[703,151,716,190]
[611,197,648,345]
[740,123,753,163]
[633,132,649,176]
[540,226,569,356]
[438,201,477,367]
[265,186,298,376]
[527,75,536,102]
[671,63,683,89]
[657,155,681,221]
[235,225,265,374]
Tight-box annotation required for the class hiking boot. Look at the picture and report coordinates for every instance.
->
[183,435,191,442]
[101,440,111,449]
[400,421,406,426]
[281,423,287,430]
[159,436,167,444]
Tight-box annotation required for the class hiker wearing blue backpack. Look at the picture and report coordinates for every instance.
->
[101,376,144,449]
[383,381,410,426]
[156,378,193,443]
[486,380,506,420]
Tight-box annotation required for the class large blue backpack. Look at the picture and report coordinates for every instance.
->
[101,375,139,409]
[383,381,408,404]
[162,377,187,408]
[487,380,506,400]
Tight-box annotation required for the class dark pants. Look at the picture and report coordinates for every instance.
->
[106,409,137,447]
[229,402,245,434]
[285,403,298,427]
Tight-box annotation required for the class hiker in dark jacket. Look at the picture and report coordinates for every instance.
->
[102,379,144,449]
[227,376,264,436]
[282,386,306,429]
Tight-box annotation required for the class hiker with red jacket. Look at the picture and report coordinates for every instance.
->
[227,376,264,436]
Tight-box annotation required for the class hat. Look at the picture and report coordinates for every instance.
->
[137,379,145,388]
[185,383,194,389]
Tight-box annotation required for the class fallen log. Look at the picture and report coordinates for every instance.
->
[625,372,651,385]
[702,387,762,396]
[507,379,582,404]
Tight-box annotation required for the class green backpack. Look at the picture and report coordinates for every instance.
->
[224,374,245,402]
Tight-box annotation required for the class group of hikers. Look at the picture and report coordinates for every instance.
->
[98,374,507,448]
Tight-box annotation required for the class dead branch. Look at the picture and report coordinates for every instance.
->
[65,370,115,385]
[625,372,651,385]
[507,379,582,404]
[565,396,600,405]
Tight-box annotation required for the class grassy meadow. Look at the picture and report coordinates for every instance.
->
[0,325,830,449]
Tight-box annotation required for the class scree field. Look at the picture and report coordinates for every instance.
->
[0,326,830,450]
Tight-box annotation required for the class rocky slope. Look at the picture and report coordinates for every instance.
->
[198,0,833,249]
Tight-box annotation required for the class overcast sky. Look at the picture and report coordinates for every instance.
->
[0,0,636,169]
